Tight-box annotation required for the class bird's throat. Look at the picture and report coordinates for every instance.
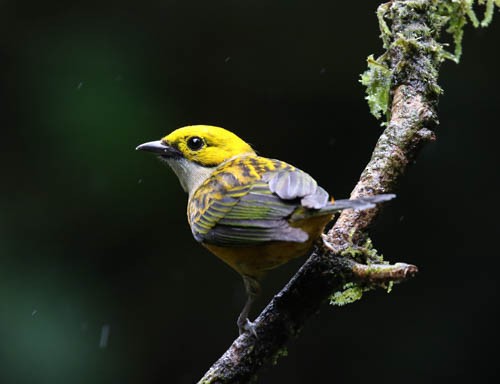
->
[162,157,215,197]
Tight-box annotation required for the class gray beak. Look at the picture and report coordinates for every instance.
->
[135,140,182,158]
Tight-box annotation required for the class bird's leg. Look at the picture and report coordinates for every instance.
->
[237,275,261,336]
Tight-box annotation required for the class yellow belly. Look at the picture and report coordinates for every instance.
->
[203,214,332,278]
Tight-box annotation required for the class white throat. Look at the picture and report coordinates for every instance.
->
[163,157,215,197]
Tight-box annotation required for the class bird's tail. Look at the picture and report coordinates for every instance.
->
[325,193,396,212]
[291,194,395,221]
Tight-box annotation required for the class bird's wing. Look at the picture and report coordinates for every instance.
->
[266,168,329,209]
[188,156,329,246]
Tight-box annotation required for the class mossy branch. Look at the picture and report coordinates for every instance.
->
[361,0,500,120]
[198,1,496,382]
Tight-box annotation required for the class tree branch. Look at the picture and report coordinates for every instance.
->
[351,261,418,284]
[198,1,487,382]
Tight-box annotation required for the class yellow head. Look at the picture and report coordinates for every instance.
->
[139,125,254,167]
[136,125,255,195]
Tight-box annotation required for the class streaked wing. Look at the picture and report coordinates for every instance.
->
[190,179,308,246]
[200,181,308,246]
[189,156,327,246]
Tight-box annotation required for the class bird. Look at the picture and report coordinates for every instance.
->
[136,125,394,335]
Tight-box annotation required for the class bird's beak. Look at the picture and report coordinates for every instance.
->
[135,140,182,158]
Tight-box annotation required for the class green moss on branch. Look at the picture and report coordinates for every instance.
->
[362,0,500,120]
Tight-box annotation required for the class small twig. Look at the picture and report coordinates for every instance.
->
[351,262,419,284]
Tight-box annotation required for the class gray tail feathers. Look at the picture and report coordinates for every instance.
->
[291,193,396,221]
[328,193,396,212]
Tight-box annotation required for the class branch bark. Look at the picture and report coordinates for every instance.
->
[199,1,444,382]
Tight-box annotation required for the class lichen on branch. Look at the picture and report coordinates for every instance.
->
[360,55,391,120]
[361,0,500,121]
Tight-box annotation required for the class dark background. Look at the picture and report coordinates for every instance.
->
[1,1,499,383]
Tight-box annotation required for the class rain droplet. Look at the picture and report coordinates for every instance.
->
[99,324,111,349]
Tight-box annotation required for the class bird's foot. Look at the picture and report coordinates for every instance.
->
[238,318,258,337]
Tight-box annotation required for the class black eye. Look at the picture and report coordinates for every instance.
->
[187,136,204,151]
